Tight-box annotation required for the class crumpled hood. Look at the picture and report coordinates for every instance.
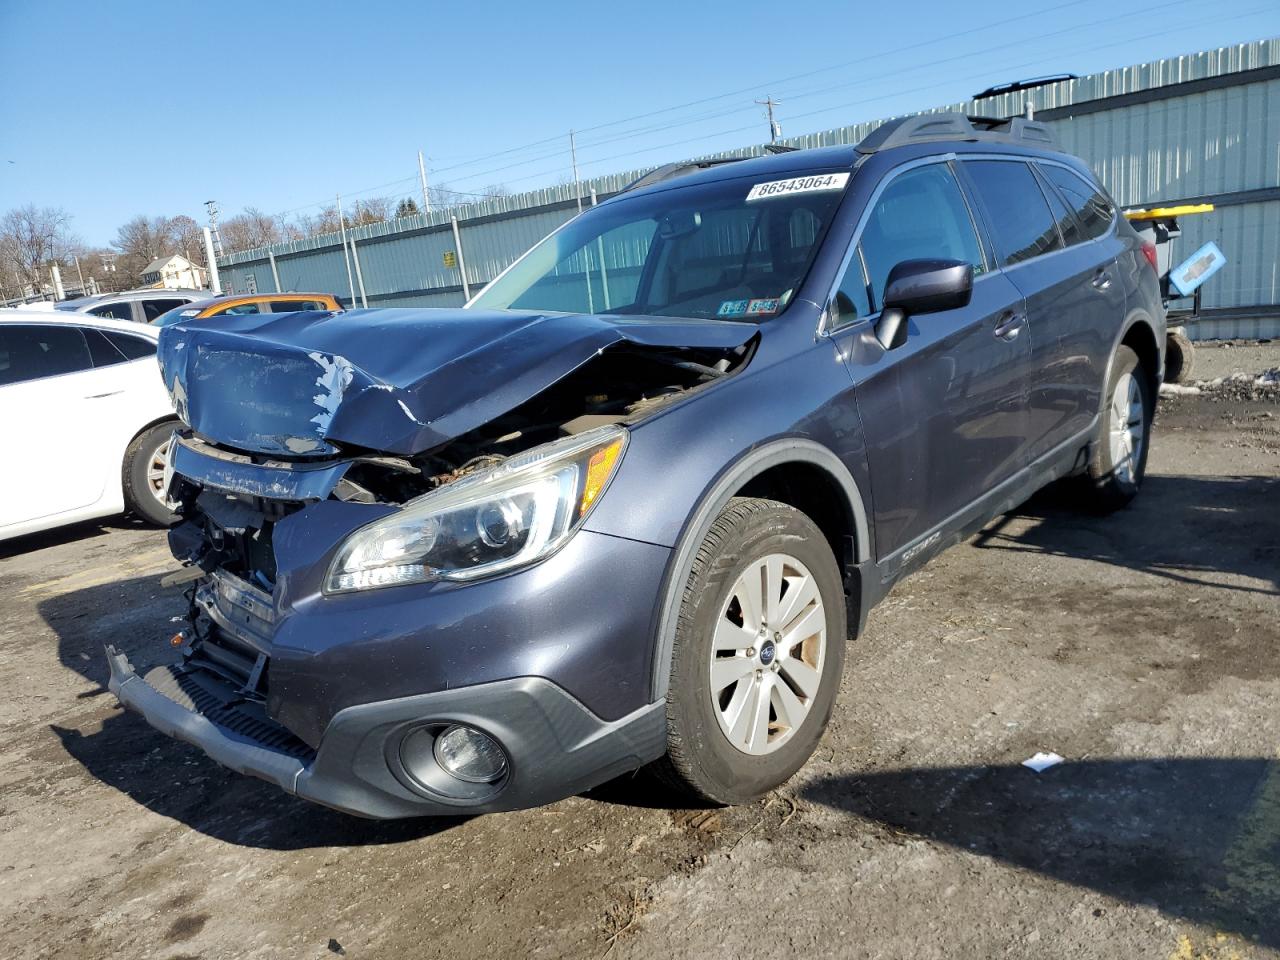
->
[157,307,756,456]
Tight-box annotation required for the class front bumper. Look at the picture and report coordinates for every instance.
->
[107,647,666,818]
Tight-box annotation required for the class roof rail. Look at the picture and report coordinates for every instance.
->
[972,74,1078,100]
[855,112,1058,155]
[622,156,750,193]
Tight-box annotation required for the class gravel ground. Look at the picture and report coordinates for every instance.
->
[0,344,1277,960]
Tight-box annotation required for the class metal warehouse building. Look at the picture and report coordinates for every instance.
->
[217,38,1280,340]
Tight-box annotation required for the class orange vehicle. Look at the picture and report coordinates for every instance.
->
[151,292,343,327]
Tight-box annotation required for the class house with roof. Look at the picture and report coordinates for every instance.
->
[140,254,206,290]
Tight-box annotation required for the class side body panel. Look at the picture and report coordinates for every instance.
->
[0,352,174,540]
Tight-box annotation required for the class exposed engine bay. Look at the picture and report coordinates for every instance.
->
[166,338,754,592]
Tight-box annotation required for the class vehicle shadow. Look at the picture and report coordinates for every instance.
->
[801,757,1280,948]
[973,474,1280,596]
[40,572,463,849]
[0,515,153,559]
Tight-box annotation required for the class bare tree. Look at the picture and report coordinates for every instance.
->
[395,197,421,219]
[351,196,391,225]
[113,214,173,284]
[218,207,281,253]
[168,215,205,267]
[0,204,72,293]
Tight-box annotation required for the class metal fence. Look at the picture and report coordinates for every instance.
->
[217,37,1280,340]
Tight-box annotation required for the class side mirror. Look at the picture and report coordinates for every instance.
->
[876,258,973,350]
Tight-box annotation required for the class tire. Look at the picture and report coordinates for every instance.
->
[122,421,178,527]
[1164,328,1196,384]
[652,497,847,805]
[1079,345,1152,512]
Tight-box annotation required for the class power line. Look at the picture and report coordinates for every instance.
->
[439,0,1199,189]
[247,0,1158,221]
[422,0,1103,179]
[480,9,1274,193]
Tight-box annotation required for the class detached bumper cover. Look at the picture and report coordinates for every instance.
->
[106,646,666,818]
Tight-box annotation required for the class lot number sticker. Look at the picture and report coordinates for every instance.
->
[746,172,849,202]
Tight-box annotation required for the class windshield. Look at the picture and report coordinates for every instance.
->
[153,305,203,327]
[469,169,850,320]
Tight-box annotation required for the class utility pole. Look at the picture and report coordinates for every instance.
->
[203,200,224,259]
[569,130,582,213]
[418,150,431,215]
[335,194,357,307]
[756,96,782,144]
[73,255,85,294]
[202,228,222,293]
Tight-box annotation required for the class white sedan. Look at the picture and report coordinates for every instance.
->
[0,310,179,541]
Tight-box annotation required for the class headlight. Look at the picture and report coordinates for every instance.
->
[325,426,627,593]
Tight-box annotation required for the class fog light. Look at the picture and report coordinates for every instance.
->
[433,724,508,783]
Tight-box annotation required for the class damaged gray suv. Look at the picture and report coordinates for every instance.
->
[107,114,1165,817]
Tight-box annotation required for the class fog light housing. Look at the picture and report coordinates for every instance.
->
[433,724,508,783]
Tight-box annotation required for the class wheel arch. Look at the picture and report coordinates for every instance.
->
[120,414,182,472]
[648,438,870,700]
[1106,311,1163,408]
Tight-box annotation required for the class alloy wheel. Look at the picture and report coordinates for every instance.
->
[1109,371,1144,484]
[709,553,827,755]
[146,438,173,508]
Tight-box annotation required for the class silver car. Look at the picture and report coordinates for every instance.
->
[55,288,209,325]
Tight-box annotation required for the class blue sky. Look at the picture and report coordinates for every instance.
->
[1,0,1276,246]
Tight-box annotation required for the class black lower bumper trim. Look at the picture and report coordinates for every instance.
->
[105,646,668,818]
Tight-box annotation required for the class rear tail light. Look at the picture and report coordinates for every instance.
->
[1140,241,1159,273]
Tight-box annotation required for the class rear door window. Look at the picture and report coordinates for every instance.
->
[1033,166,1083,247]
[84,327,128,366]
[1040,165,1115,241]
[212,302,263,317]
[963,160,1064,266]
[857,162,985,310]
[267,300,325,312]
[102,330,157,359]
[0,324,94,385]
[88,301,136,322]
[142,298,186,322]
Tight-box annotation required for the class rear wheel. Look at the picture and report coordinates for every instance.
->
[123,421,178,527]
[1164,328,1196,384]
[1079,345,1152,512]
[653,497,847,805]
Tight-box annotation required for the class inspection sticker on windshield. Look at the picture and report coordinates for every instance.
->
[717,299,750,317]
[746,298,780,315]
[746,172,849,202]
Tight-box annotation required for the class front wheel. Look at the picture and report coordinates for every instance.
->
[652,497,847,805]
[122,421,178,527]
[1079,345,1152,512]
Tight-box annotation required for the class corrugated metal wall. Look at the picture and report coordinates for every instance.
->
[218,38,1280,338]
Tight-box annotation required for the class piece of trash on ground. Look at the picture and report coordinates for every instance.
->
[1022,752,1065,773]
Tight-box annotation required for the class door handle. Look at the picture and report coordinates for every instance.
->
[84,390,124,399]
[1091,269,1113,291]
[993,312,1025,341]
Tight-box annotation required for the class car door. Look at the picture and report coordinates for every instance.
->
[826,159,1031,564]
[958,158,1126,464]
[1035,161,1129,442]
[0,324,114,529]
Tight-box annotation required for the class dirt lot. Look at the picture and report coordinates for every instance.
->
[1,342,1277,960]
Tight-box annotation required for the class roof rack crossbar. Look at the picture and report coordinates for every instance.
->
[854,112,1059,155]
